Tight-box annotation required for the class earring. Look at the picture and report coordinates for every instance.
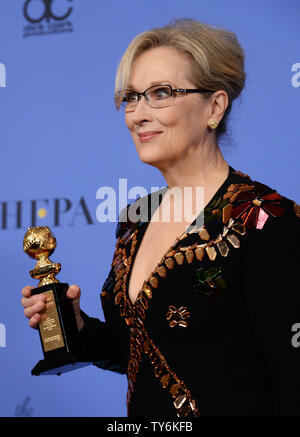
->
[208,121,218,129]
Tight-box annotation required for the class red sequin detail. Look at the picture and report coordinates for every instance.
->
[231,184,285,230]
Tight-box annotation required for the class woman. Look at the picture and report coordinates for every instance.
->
[21,19,300,417]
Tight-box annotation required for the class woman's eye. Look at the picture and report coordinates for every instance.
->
[152,87,171,99]
[126,92,138,102]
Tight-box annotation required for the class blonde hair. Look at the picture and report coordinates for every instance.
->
[114,18,246,141]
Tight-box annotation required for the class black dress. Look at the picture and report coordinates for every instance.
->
[79,165,300,417]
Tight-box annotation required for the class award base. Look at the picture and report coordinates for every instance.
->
[31,282,93,376]
[31,351,93,376]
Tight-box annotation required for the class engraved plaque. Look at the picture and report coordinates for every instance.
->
[39,290,65,353]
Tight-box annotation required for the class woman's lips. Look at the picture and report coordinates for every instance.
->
[138,131,162,142]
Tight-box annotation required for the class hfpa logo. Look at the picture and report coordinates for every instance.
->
[0,63,6,88]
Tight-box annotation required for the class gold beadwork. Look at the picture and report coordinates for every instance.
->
[169,383,181,398]
[166,305,190,328]
[205,245,217,261]
[199,228,210,241]
[165,249,176,257]
[174,252,184,265]
[216,240,229,257]
[252,198,262,207]
[165,257,175,270]
[174,394,187,409]
[231,221,246,235]
[294,202,300,218]
[222,203,233,224]
[156,265,167,278]
[177,402,192,417]
[149,275,159,288]
[160,374,171,388]
[185,249,194,264]
[143,284,152,299]
[226,233,240,248]
[195,246,205,261]
[179,232,188,240]
[115,291,123,305]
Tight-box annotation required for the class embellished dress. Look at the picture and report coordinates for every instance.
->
[79,166,300,417]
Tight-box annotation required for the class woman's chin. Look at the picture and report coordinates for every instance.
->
[137,150,166,168]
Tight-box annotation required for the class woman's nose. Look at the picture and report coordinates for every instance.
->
[131,96,152,123]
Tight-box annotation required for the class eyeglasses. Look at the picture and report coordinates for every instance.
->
[117,84,214,112]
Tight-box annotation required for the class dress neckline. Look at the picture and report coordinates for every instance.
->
[126,165,235,306]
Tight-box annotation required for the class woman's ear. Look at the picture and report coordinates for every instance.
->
[209,90,229,125]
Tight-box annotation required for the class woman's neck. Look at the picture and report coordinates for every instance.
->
[156,145,229,224]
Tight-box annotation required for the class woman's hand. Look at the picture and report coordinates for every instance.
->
[21,284,84,331]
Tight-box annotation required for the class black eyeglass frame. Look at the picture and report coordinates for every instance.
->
[119,84,214,110]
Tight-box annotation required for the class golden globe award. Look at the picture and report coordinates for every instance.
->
[23,226,91,376]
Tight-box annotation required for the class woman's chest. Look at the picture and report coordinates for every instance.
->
[128,220,192,304]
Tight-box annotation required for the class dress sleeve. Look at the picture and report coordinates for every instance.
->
[78,307,127,374]
[76,205,132,375]
[241,201,300,416]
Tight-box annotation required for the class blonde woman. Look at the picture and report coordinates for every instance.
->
[21,19,300,417]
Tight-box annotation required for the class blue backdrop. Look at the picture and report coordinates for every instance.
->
[0,0,299,417]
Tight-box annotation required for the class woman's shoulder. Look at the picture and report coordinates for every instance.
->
[228,168,300,242]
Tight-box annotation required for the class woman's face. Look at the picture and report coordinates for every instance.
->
[125,46,213,170]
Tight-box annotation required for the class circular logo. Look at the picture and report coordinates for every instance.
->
[23,0,73,24]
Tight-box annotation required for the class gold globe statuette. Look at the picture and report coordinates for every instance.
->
[23,226,92,376]
[23,226,61,287]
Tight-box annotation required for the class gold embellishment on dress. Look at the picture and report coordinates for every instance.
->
[174,252,184,265]
[166,249,176,257]
[164,257,175,270]
[222,226,229,238]
[115,267,126,281]
[222,203,233,224]
[205,245,217,261]
[231,221,246,235]
[226,233,240,249]
[166,305,190,328]
[160,373,171,388]
[213,224,241,257]
[149,275,159,288]
[142,282,153,299]
[174,394,187,409]
[216,239,229,257]
[294,202,300,218]
[125,314,200,417]
[110,192,254,417]
[115,290,123,305]
[233,170,250,178]
[223,183,255,203]
[156,265,167,278]
[252,198,262,207]
[195,246,205,261]
[199,228,210,241]
[114,279,122,293]
[169,383,181,398]
[185,249,194,264]
[179,232,188,240]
